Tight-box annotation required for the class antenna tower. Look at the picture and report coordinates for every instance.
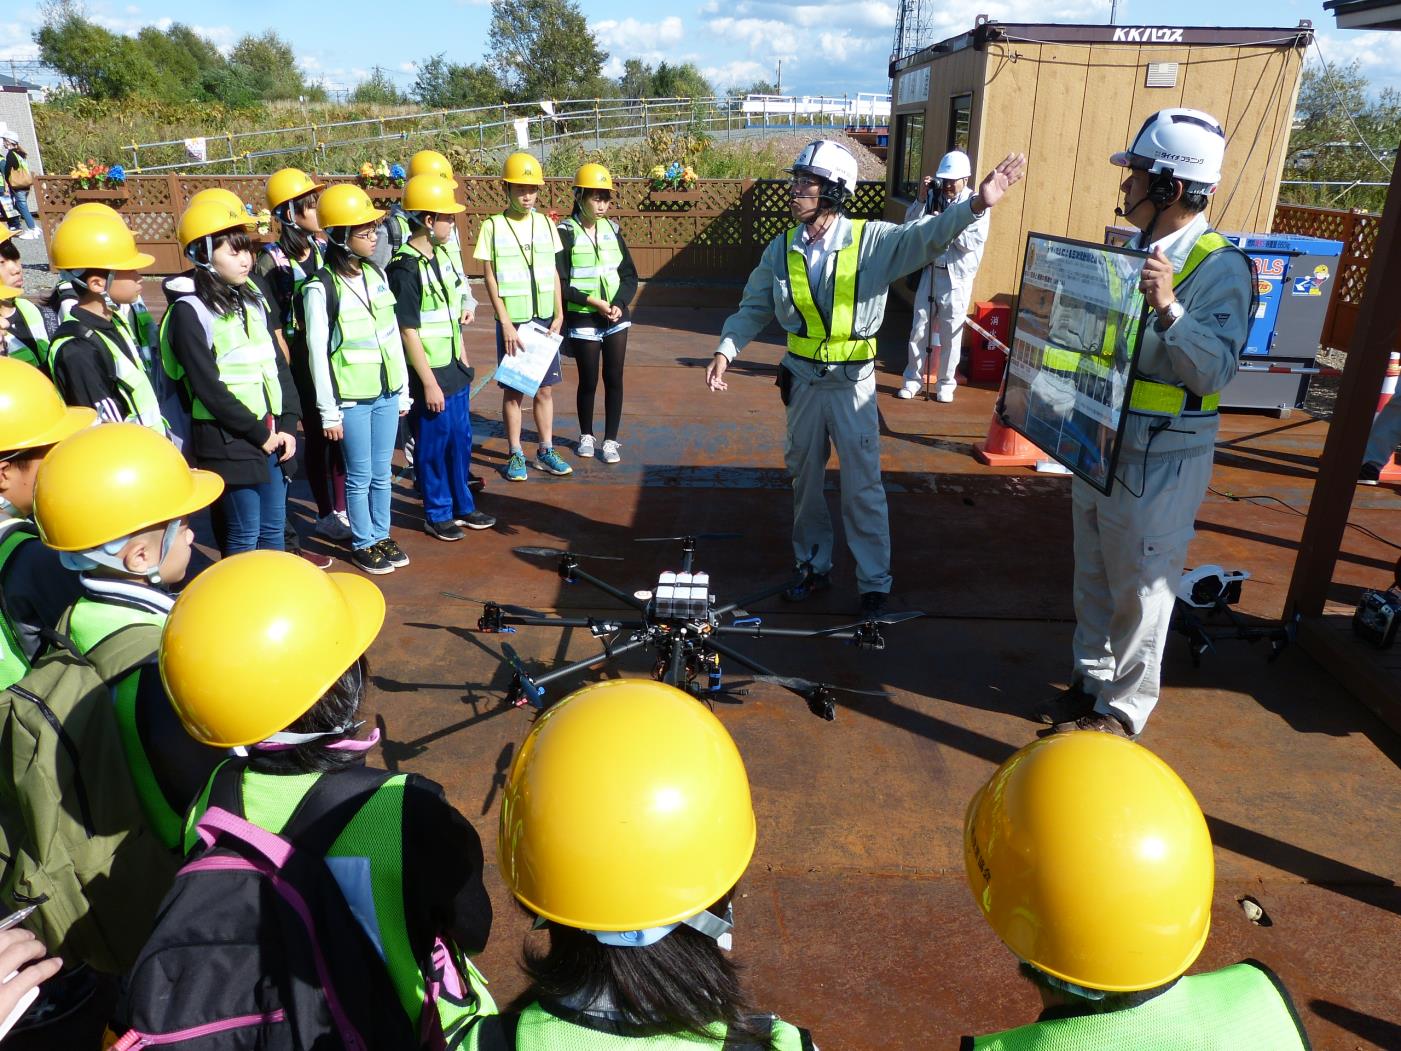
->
[892,0,935,61]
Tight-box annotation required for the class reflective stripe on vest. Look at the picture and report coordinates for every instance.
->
[1040,230,1231,418]
[489,213,556,323]
[159,289,283,423]
[183,767,496,1035]
[784,219,873,363]
[969,961,1309,1050]
[394,243,462,369]
[67,596,176,847]
[469,1002,810,1050]
[326,265,407,399]
[0,525,35,690]
[5,297,47,370]
[563,217,623,314]
[50,323,169,436]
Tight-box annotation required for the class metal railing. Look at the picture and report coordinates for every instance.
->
[122,94,893,174]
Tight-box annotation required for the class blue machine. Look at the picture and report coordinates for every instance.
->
[1221,232,1343,413]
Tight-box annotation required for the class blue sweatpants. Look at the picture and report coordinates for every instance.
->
[412,384,476,523]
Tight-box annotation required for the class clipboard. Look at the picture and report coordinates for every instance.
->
[495,321,562,397]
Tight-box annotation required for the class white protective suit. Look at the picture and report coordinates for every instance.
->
[901,187,988,399]
[1073,212,1252,734]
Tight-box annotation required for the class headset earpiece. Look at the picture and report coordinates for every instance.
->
[1147,172,1179,207]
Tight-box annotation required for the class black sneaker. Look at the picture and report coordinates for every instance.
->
[425,519,465,542]
[1360,462,1382,485]
[457,510,497,530]
[377,538,410,568]
[859,591,887,615]
[1034,682,1096,725]
[782,571,831,602]
[352,544,393,575]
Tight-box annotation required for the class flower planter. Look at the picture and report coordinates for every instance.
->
[73,187,128,202]
[364,187,404,200]
[648,189,702,202]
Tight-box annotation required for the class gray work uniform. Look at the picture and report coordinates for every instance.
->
[1073,212,1252,732]
[902,188,988,397]
[716,203,980,593]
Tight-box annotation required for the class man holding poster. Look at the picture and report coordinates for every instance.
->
[1037,109,1253,738]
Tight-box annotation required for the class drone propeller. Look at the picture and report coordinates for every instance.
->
[634,532,742,543]
[513,545,622,561]
[807,609,925,638]
[440,592,548,618]
[753,674,891,698]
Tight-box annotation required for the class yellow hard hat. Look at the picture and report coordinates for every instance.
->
[266,168,324,211]
[574,163,613,191]
[0,358,95,454]
[402,174,465,216]
[161,550,386,748]
[50,209,155,272]
[178,198,256,251]
[316,184,385,229]
[33,423,223,551]
[187,188,247,215]
[502,152,544,187]
[65,202,128,222]
[964,733,1214,993]
[499,679,756,932]
[409,149,457,187]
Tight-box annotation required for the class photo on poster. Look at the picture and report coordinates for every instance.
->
[998,233,1150,494]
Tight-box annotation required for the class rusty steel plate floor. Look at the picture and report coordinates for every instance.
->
[27,297,1401,1049]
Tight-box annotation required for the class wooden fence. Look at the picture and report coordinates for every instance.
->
[1271,203,1385,353]
[34,174,887,282]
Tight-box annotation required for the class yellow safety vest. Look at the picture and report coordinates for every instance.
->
[784,219,874,364]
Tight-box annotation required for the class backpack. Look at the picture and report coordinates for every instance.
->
[113,760,429,1050]
[0,614,174,974]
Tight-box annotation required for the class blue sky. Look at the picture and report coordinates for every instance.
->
[0,0,1397,99]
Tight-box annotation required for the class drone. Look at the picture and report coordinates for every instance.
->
[1170,565,1291,666]
[457,534,923,720]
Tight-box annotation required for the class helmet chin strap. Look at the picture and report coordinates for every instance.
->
[584,901,736,951]
[59,519,184,585]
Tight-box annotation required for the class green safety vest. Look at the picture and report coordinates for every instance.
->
[184,765,496,1039]
[1040,231,1234,418]
[66,594,176,847]
[487,212,556,324]
[562,217,623,314]
[3,297,48,371]
[49,318,169,436]
[464,1001,812,1050]
[969,961,1309,1050]
[159,287,283,423]
[784,219,874,364]
[0,523,37,691]
[393,242,463,369]
[315,264,407,401]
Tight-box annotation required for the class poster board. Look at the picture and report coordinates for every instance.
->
[999,233,1149,494]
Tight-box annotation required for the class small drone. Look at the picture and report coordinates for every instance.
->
[458,534,921,720]
[1170,565,1290,665]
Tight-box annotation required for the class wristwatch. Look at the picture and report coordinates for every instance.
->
[1155,300,1184,332]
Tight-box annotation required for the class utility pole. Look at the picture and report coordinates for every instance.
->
[1109,0,1121,24]
[776,60,782,96]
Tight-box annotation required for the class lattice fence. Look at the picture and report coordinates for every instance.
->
[35,174,886,282]
[1272,202,1386,352]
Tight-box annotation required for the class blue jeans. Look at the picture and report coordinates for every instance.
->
[217,453,288,555]
[10,191,33,231]
[342,393,399,551]
[411,385,475,523]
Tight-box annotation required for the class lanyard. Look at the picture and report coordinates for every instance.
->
[500,213,539,319]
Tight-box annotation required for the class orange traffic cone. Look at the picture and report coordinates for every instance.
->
[1379,353,1401,482]
[974,413,1052,467]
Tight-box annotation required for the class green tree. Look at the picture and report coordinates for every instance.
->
[351,69,407,106]
[487,0,606,101]
[412,54,504,109]
[617,59,651,99]
[36,11,156,99]
[229,31,306,101]
[650,62,712,100]
[1284,60,1399,212]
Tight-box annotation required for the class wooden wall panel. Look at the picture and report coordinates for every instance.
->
[1019,45,1091,248]
[1218,48,1296,234]
[973,43,1042,305]
[1063,47,1144,247]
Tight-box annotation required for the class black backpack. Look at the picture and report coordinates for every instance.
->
[112,760,422,1050]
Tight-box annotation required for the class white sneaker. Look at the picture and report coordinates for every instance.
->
[577,434,596,457]
[21,229,39,240]
[314,512,352,542]
[895,387,915,400]
[599,439,621,464]
[934,389,954,404]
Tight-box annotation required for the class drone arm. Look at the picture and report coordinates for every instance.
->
[713,570,809,617]
[528,634,653,689]
[566,565,651,612]
[713,623,860,641]
[704,636,808,701]
[497,614,645,631]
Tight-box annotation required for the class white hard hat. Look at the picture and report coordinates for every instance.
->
[1111,108,1225,191]
[788,140,858,196]
[935,150,971,180]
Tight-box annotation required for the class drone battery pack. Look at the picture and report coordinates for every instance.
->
[1354,588,1401,649]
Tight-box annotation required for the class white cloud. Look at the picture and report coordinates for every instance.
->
[594,16,685,53]
[702,59,770,88]
[297,54,321,72]
[1312,28,1401,93]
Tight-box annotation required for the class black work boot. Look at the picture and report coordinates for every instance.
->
[1033,681,1096,725]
